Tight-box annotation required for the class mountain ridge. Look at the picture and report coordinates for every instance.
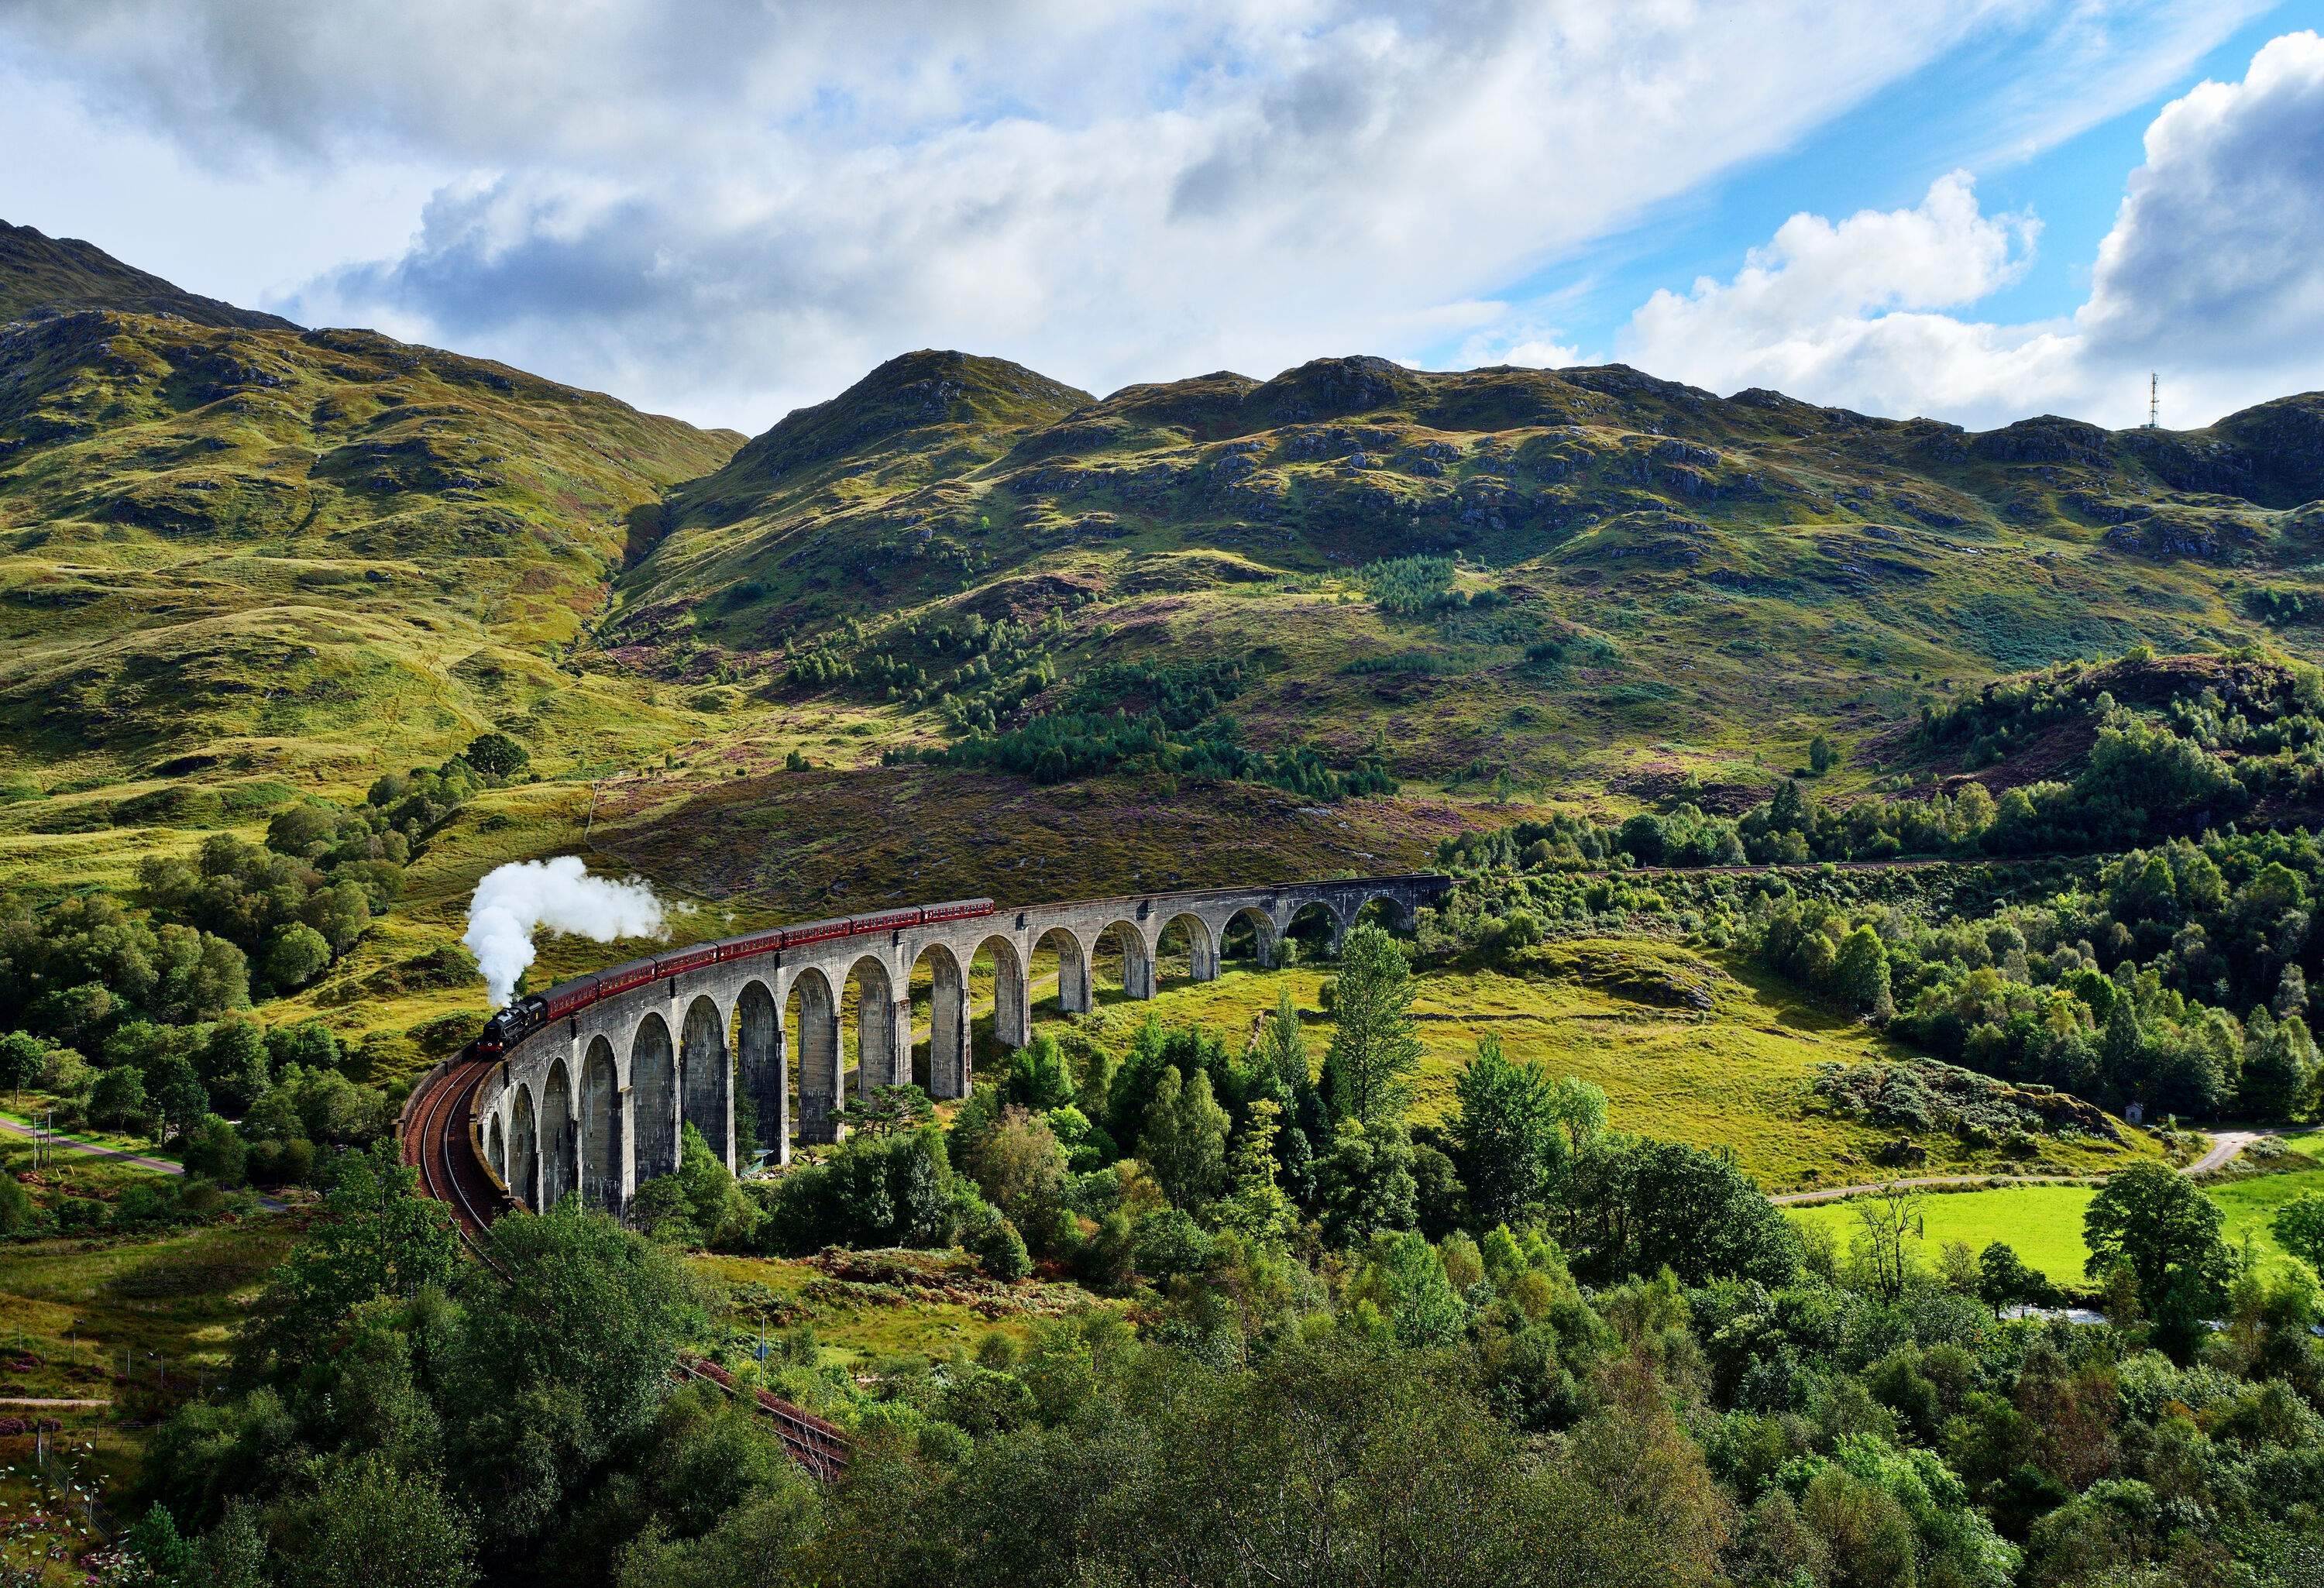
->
[5,217,2322,875]
[0,225,743,781]
[0,218,300,333]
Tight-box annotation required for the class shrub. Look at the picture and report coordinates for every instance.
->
[462,731,531,779]
[961,1198,1033,1280]
[181,1115,248,1187]
[261,923,335,992]
[1131,1207,1213,1283]
[758,1127,958,1253]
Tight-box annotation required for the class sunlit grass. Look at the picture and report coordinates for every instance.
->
[1786,1157,2324,1287]
[1053,944,2152,1188]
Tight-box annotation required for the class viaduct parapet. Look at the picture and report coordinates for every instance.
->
[473,873,1449,1215]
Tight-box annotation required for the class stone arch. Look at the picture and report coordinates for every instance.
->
[1353,891,1415,932]
[912,941,971,1100]
[631,1011,679,1181]
[539,1057,576,1208]
[845,954,903,1102]
[972,933,1030,1050]
[1033,926,1091,1016]
[579,1036,621,1212]
[734,979,784,1166]
[1222,905,1280,968]
[486,1111,507,1184]
[507,1084,539,1207]
[1092,919,1155,1000]
[1154,911,1218,987]
[680,994,731,1168]
[787,967,841,1143]
[1279,899,1343,961]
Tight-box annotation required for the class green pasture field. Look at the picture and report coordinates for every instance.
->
[1787,1184,2099,1285]
[1787,1156,2324,1287]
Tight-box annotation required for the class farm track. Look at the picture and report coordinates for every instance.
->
[1771,1129,2277,1205]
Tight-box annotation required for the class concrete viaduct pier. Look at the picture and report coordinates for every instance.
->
[472,873,1447,1216]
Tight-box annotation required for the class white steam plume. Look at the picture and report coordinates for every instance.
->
[465,856,667,1006]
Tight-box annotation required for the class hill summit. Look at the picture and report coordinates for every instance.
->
[0,218,299,332]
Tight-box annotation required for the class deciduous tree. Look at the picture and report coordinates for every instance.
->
[1322,923,1422,1130]
[2085,1163,2234,1354]
[1451,1035,1560,1227]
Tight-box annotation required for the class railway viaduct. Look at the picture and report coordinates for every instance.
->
[473,873,1447,1216]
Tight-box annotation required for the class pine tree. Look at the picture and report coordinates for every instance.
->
[1216,1097,1298,1249]
[1322,923,1423,1130]
[1140,1067,1229,1209]
[1768,777,1810,833]
[1257,986,1310,1095]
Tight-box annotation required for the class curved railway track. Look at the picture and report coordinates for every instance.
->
[402,1056,511,1253]
[401,1058,851,1478]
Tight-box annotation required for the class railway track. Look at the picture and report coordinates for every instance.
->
[400,1057,851,1477]
[401,1056,511,1253]
[673,1357,851,1481]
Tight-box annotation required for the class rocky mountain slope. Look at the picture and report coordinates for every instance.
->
[614,346,2324,808]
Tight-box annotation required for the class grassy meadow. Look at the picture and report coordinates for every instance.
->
[0,1134,294,1408]
[1786,1143,2324,1287]
[690,1248,1114,1373]
[0,1136,298,1511]
[1788,1184,2102,1286]
[1043,946,2154,1191]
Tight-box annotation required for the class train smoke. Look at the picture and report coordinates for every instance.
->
[465,857,666,1007]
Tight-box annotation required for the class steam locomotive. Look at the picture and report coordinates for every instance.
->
[473,897,995,1057]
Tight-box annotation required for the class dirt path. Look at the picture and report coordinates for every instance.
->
[2185,1129,2267,1175]
[0,1114,183,1175]
[1772,1129,2277,1205]
[2,1112,291,1211]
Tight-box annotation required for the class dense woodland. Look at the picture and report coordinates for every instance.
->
[1434,654,2324,1126]
[98,918,2324,1587]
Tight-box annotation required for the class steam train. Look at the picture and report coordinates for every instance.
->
[473,897,995,1057]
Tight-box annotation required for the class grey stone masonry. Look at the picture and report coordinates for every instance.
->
[473,872,1447,1216]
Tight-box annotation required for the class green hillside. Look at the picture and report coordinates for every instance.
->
[617,347,2324,815]
[0,224,743,806]
[0,219,295,331]
[4,222,2323,1053]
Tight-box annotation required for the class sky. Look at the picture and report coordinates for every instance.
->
[2,1,2321,435]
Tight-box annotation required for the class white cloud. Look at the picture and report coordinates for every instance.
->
[0,0,2090,428]
[1617,31,2324,431]
[1453,327,1583,370]
[2081,29,2324,370]
[1624,170,2037,366]
[0,2,2295,432]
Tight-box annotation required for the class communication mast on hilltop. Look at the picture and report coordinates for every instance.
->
[2146,373,2159,429]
